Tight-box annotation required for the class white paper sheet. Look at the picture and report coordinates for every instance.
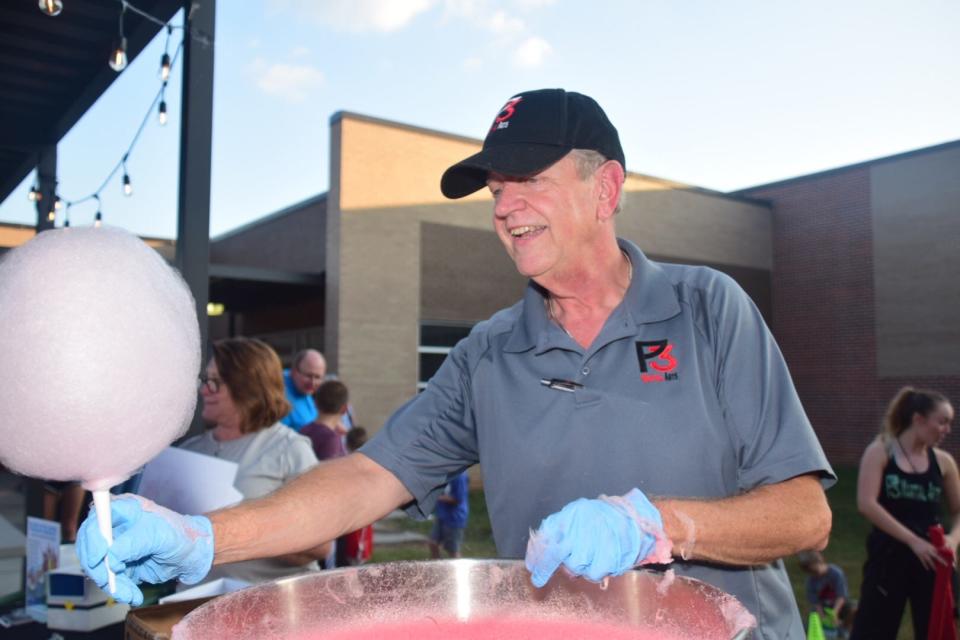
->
[137,446,244,514]
[159,577,251,604]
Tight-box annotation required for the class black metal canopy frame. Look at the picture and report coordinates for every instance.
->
[0,0,217,445]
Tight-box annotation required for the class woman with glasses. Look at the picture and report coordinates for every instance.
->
[180,337,328,585]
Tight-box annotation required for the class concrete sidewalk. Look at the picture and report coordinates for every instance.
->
[373,510,430,545]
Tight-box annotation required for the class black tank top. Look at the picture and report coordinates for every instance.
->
[870,444,944,547]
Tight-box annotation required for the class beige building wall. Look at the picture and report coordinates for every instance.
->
[328,114,773,432]
[0,224,35,251]
[326,114,494,432]
[617,176,772,271]
[872,145,960,376]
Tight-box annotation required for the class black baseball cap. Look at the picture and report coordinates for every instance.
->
[440,88,625,199]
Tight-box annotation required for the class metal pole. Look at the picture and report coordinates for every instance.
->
[174,0,216,437]
[34,145,57,232]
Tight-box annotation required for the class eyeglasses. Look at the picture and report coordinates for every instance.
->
[198,374,222,394]
[296,369,324,383]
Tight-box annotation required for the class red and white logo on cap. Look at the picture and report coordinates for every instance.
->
[490,96,522,133]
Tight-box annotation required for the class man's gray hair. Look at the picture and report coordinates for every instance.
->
[292,348,324,370]
[569,149,625,215]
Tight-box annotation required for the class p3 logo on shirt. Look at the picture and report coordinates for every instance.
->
[636,339,678,383]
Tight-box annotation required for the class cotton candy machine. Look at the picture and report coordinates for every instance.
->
[171,559,755,640]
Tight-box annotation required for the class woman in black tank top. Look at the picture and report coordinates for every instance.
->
[850,387,959,640]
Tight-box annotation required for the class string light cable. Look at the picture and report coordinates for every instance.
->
[116,1,212,51]
[52,38,184,225]
[32,0,211,227]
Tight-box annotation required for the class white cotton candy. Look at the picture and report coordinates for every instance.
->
[0,226,201,491]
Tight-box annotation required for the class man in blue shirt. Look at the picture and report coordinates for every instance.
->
[281,349,326,431]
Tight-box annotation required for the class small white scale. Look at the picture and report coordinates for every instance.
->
[46,565,129,632]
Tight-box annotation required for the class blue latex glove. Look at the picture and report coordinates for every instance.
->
[76,494,214,606]
[525,488,665,588]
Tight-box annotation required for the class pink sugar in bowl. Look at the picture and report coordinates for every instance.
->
[172,559,756,640]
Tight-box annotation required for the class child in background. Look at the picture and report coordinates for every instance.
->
[798,550,855,638]
[429,470,470,559]
[335,427,374,566]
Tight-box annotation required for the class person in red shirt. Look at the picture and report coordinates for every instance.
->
[336,427,374,566]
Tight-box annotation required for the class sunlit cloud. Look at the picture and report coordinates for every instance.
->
[513,36,552,68]
[442,0,483,20]
[273,0,435,32]
[249,58,325,103]
[487,9,524,34]
[513,0,556,9]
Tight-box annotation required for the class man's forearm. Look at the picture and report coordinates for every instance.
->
[656,473,831,565]
[211,454,412,566]
[276,541,333,567]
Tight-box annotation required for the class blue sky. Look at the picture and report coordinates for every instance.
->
[1,0,957,239]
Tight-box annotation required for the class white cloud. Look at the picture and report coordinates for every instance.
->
[290,46,311,58]
[276,0,435,32]
[463,56,484,71]
[441,0,484,20]
[249,58,325,103]
[487,9,524,34]
[441,1,525,35]
[513,0,556,9]
[513,36,552,68]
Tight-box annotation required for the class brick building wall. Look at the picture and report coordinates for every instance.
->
[744,169,879,466]
[743,151,960,467]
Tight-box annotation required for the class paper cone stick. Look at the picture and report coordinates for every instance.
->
[93,490,116,594]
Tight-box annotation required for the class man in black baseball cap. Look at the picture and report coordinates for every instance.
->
[441,88,625,199]
[77,87,832,640]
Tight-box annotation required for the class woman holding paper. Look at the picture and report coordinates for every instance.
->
[179,337,327,585]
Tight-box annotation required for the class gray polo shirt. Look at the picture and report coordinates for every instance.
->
[362,238,835,639]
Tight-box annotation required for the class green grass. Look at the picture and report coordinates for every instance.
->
[371,488,498,563]
[373,468,929,639]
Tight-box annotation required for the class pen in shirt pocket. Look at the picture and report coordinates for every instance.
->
[540,378,583,393]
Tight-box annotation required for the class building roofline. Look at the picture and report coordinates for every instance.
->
[209,263,324,285]
[212,193,328,242]
[330,111,483,146]
[733,138,960,194]
[0,221,174,245]
[330,110,767,207]
[0,222,36,232]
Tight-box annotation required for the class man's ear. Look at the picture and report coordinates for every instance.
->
[596,160,625,222]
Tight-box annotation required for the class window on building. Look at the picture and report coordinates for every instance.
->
[418,322,474,391]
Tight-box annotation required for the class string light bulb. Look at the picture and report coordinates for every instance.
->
[28,185,41,202]
[54,195,63,211]
[160,24,173,81]
[38,0,63,17]
[108,4,128,72]
[158,99,168,126]
[109,37,128,72]
[47,208,56,222]
[160,53,171,82]
[94,211,103,228]
[123,172,133,196]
